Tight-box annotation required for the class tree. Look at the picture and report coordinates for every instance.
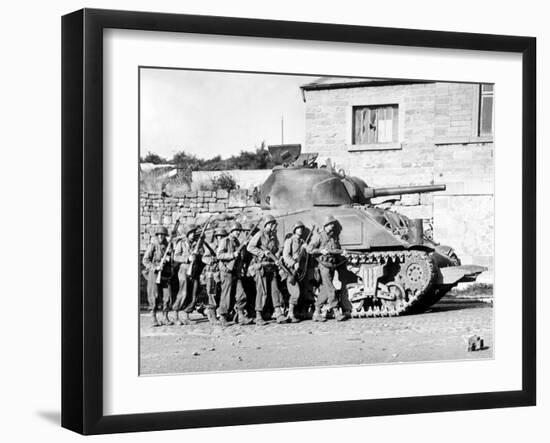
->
[142,151,168,164]
[142,141,276,170]
[171,150,202,170]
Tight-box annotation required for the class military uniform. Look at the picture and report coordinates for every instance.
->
[172,224,203,325]
[240,223,259,316]
[247,216,286,324]
[307,216,347,321]
[142,227,173,326]
[282,221,308,322]
[202,232,221,322]
[216,222,253,326]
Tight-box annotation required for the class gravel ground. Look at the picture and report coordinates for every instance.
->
[139,297,493,375]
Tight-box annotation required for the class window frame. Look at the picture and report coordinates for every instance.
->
[479,83,495,136]
[352,103,399,146]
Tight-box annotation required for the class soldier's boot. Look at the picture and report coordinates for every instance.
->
[237,309,254,325]
[161,311,174,326]
[150,310,160,327]
[205,308,219,325]
[255,311,266,326]
[312,307,326,322]
[274,307,288,324]
[287,304,301,323]
[218,314,229,327]
[333,307,347,322]
[172,311,183,326]
[179,311,194,326]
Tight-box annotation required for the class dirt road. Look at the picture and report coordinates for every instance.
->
[140,298,493,375]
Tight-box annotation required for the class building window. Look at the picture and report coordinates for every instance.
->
[479,84,494,136]
[353,104,398,144]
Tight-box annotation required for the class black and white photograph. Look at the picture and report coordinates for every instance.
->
[0,0,542,440]
[138,68,494,375]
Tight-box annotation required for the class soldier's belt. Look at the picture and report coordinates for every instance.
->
[318,257,347,269]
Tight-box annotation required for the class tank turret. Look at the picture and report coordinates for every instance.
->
[260,145,446,210]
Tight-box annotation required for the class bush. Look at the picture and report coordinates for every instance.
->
[210,172,237,191]
[141,151,168,164]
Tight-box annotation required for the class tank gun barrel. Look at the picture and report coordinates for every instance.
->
[365,184,446,198]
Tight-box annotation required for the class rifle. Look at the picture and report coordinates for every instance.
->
[292,225,315,283]
[306,225,362,257]
[262,249,295,283]
[200,240,218,266]
[201,237,217,257]
[187,216,212,279]
[155,218,181,284]
[233,220,261,275]
[237,220,261,255]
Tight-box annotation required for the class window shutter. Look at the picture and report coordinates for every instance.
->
[352,104,398,144]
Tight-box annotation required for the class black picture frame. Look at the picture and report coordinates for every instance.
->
[61,8,536,435]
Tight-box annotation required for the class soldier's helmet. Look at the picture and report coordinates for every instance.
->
[155,226,169,236]
[184,223,198,235]
[263,214,277,227]
[323,215,338,227]
[243,222,258,233]
[214,227,228,237]
[229,221,243,232]
[292,220,305,233]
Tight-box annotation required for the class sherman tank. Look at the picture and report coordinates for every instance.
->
[250,144,487,318]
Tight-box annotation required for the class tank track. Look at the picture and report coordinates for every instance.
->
[342,249,436,318]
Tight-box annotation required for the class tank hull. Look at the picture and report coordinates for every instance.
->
[255,205,486,317]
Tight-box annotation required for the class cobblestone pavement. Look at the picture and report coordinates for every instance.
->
[140,298,493,375]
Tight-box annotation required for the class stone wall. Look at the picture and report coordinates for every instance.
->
[140,189,261,251]
[192,169,271,191]
[435,82,479,139]
[433,195,494,270]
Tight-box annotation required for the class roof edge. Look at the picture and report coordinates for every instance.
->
[300,79,435,92]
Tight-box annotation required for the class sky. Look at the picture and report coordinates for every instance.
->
[140,68,315,160]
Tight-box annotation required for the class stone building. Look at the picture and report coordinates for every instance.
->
[300,78,494,273]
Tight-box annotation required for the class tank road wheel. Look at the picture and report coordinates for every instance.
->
[411,251,460,312]
[378,282,407,316]
[397,251,436,314]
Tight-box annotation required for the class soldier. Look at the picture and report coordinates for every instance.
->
[216,222,254,326]
[142,226,173,327]
[306,215,348,322]
[201,227,225,324]
[247,215,287,325]
[282,221,308,323]
[240,222,259,316]
[172,223,203,325]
